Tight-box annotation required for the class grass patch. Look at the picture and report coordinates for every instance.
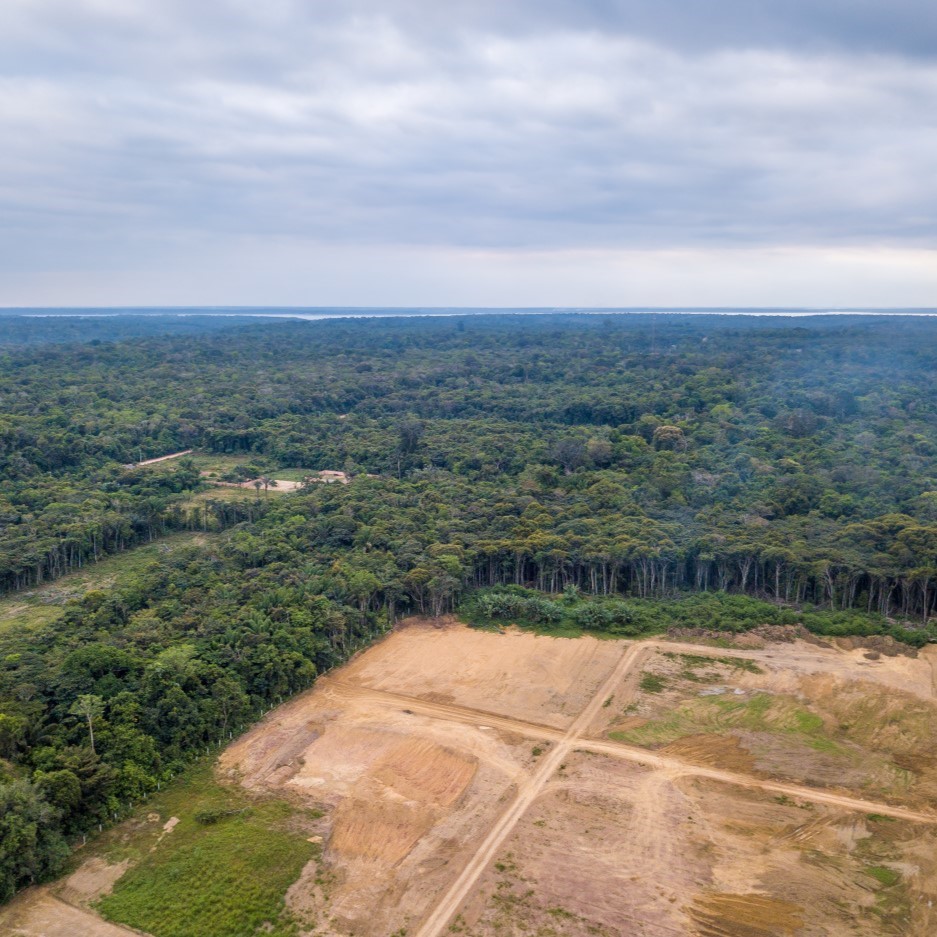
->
[0,532,214,637]
[97,764,317,937]
[612,691,840,752]
[639,673,668,693]
[269,467,317,482]
[865,865,901,888]
[178,487,270,508]
[664,651,763,675]
[140,451,252,476]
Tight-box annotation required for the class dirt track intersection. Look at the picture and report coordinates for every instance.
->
[221,622,937,936]
[5,620,937,937]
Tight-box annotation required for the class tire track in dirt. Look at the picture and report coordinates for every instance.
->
[412,642,651,937]
[581,740,937,824]
[325,681,568,743]
[614,770,703,932]
[331,673,937,826]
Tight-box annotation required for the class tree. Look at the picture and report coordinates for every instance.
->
[652,425,686,451]
[69,694,104,754]
[550,437,586,474]
[0,781,69,900]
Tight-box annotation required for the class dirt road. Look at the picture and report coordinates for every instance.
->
[331,677,937,827]
[413,643,651,937]
[0,890,143,937]
[404,634,937,935]
[134,450,192,466]
[12,624,933,937]
[582,739,937,824]
[325,680,569,743]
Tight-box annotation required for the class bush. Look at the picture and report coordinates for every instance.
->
[470,588,564,627]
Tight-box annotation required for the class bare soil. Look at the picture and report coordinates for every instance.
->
[599,640,937,810]
[6,620,937,937]
[338,617,624,728]
[0,888,142,937]
[219,624,559,936]
[458,753,937,936]
[134,450,192,466]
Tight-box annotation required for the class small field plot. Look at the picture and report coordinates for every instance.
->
[268,467,317,481]
[0,532,214,637]
[220,646,550,937]
[94,764,320,937]
[137,451,251,475]
[677,775,937,937]
[599,646,937,809]
[454,752,937,937]
[0,762,322,937]
[338,619,625,728]
[178,486,276,508]
[454,751,707,936]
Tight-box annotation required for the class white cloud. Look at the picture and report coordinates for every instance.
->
[0,2,934,303]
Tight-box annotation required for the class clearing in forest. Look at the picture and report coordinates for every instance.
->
[0,532,213,636]
[5,621,937,937]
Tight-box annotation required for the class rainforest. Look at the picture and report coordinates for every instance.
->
[1,311,936,905]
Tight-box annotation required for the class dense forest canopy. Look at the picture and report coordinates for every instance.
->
[1,311,936,900]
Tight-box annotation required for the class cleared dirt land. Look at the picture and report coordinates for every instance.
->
[4,620,937,937]
[216,623,937,936]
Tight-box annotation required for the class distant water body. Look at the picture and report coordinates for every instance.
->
[3,307,936,319]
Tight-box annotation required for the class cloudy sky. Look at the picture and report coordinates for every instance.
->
[1,0,935,307]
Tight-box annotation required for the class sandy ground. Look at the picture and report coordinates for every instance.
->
[338,618,625,728]
[134,450,192,466]
[6,620,937,937]
[458,751,937,936]
[0,891,143,937]
[220,625,563,936]
[659,637,937,700]
[0,856,140,937]
[209,477,305,491]
[592,640,937,812]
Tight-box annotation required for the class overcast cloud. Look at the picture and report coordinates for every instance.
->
[1,1,935,306]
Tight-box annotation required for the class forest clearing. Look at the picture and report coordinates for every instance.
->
[0,532,214,637]
[3,0,936,928]
[5,620,936,937]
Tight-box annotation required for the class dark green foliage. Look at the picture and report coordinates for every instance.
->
[2,311,937,903]
[0,533,384,899]
[0,780,69,901]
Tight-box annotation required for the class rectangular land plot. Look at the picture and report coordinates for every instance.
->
[338,620,626,728]
[453,751,937,937]
[592,642,937,811]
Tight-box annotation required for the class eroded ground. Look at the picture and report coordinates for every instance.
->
[336,618,625,728]
[218,620,624,935]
